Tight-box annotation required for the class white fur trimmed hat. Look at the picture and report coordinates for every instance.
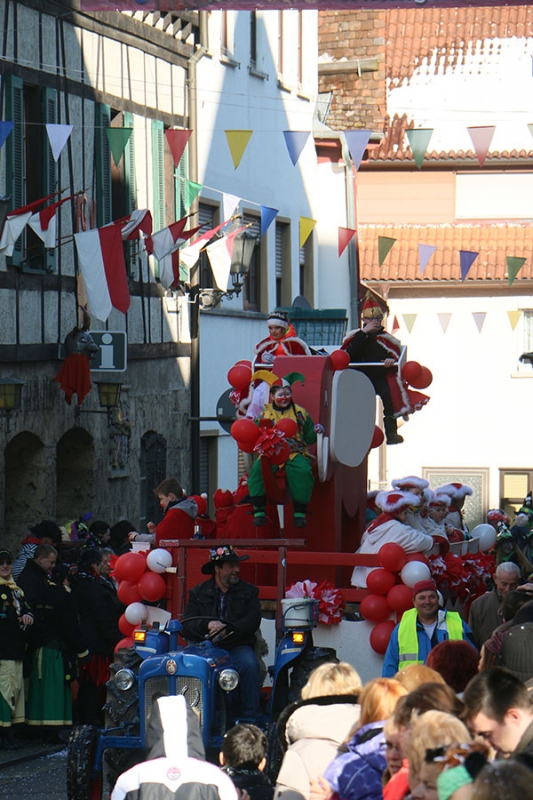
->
[376,490,421,514]
[428,492,452,508]
[392,476,429,491]
[436,483,473,500]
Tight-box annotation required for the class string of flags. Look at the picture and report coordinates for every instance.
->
[389,309,525,335]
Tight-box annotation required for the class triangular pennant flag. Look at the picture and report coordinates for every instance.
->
[299,217,316,249]
[0,121,14,150]
[402,314,417,334]
[151,217,190,260]
[391,315,400,334]
[0,212,32,256]
[206,226,246,291]
[260,205,278,237]
[472,312,486,333]
[437,313,452,333]
[121,209,153,241]
[46,123,73,162]
[507,310,522,330]
[165,129,192,167]
[343,130,372,170]
[179,219,231,270]
[106,127,133,167]
[338,227,356,257]
[459,250,479,282]
[378,236,396,266]
[27,193,78,248]
[507,256,526,287]
[418,243,437,274]
[223,193,241,222]
[283,131,310,166]
[467,126,495,167]
[225,130,252,169]
[406,129,434,169]
[184,180,202,211]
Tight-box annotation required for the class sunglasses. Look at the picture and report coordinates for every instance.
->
[0,559,12,566]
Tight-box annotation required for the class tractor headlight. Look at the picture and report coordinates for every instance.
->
[218,669,239,692]
[114,668,135,691]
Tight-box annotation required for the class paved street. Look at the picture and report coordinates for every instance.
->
[0,749,68,800]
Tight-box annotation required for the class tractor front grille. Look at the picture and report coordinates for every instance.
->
[144,675,204,729]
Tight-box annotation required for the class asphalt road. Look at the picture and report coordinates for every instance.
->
[0,749,69,800]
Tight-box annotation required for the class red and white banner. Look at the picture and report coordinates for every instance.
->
[74,225,130,322]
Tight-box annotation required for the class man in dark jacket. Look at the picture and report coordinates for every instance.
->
[183,546,262,719]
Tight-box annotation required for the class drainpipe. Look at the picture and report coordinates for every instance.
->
[188,12,209,494]
[339,134,359,330]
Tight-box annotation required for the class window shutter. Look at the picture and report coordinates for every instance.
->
[95,104,112,226]
[123,111,136,214]
[151,120,165,232]
[43,88,57,271]
[175,144,188,221]
[5,75,24,265]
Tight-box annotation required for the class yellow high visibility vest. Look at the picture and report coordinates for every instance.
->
[397,608,464,670]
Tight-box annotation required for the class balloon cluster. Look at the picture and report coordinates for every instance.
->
[230,416,298,466]
[113,549,173,650]
[360,543,432,655]
[401,361,433,390]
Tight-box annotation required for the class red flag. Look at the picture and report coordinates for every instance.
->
[74,225,130,322]
[338,227,356,257]
[165,130,192,168]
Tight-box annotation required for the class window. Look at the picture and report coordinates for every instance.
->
[275,221,290,307]
[221,11,229,55]
[242,213,261,311]
[198,203,217,289]
[500,469,533,519]
[299,236,314,305]
[296,11,303,87]
[278,12,284,77]
[250,11,257,67]
[516,309,533,373]
[139,432,167,527]
[95,103,112,227]
[5,76,57,270]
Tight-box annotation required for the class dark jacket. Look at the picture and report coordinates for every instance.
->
[74,572,121,656]
[183,577,261,649]
[222,767,273,800]
[0,581,32,660]
[16,558,49,611]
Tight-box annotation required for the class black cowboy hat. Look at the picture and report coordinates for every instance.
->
[201,545,250,575]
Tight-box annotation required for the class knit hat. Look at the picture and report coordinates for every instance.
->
[392,476,429,492]
[201,545,250,575]
[412,578,437,599]
[436,483,473,501]
[375,490,421,514]
[267,310,290,329]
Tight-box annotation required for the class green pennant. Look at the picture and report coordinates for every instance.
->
[184,180,202,211]
[405,129,434,169]
[378,236,396,266]
[106,128,133,166]
[507,256,526,286]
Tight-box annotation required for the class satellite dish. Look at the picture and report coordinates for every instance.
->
[292,295,312,309]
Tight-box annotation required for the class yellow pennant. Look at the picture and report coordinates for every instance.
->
[225,130,253,169]
[507,310,522,330]
[300,217,316,248]
[402,313,417,333]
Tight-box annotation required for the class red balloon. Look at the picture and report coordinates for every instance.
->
[360,593,391,623]
[367,569,396,596]
[330,350,350,371]
[371,426,385,449]
[370,620,396,655]
[117,580,143,605]
[227,363,252,391]
[378,543,407,572]
[268,441,291,466]
[404,552,430,567]
[236,439,257,454]
[114,553,147,583]
[409,366,433,390]
[387,584,414,614]
[118,613,136,637]
[275,418,298,438]
[402,361,422,384]
[231,418,260,445]
[138,571,167,602]
[114,636,134,653]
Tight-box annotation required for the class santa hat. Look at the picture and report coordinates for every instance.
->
[436,483,473,500]
[267,310,290,329]
[375,490,421,514]
[487,509,509,525]
[392,476,429,492]
[423,487,434,504]
[428,492,452,508]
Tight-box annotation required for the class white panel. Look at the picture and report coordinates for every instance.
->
[329,369,375,467]
[456,173,533,219]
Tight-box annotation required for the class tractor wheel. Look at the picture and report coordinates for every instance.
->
[287,646,338,705]
[103,647,145,792]
[66,725,102,800]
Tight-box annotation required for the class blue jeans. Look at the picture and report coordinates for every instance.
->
[227,645,260,719]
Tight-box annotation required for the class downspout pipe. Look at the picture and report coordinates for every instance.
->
[339,133,359,330]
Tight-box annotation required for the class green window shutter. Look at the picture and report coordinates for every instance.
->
[95,103,112,226]
[174,144,188,221]
[151,119,165,231]
[123,111,136,214]
[43,87,57,271]
[5,75,24,265]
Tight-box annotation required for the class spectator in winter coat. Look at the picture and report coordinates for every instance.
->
[129,477,197,547]
[12,520,62,581]
[220,724,274,800]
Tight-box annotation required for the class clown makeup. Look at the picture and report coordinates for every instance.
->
[272,386,292,409]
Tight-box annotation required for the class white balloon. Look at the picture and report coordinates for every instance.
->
[471,524,494,539]
[125,602,147,625]
[471,525,497,552]
[146,548,173,573]
[400,561,431,588]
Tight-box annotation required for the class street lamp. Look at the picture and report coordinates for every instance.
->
[0,377,25,412]
[193,228,257,311]
[76,379,123,424]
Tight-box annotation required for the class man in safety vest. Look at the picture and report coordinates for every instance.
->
[382,578,476,677]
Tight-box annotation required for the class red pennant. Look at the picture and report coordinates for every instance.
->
[165,130,192,168]
[338,227,356,257]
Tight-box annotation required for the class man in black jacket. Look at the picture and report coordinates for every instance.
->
[183,546,262,719]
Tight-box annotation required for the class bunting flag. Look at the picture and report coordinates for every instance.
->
[225,130,252,169]
[184,179,202,211]
[507,256,526,286]
[338,227,356,256]
[378,236,396,266]
[0,121,13,150]
[507,310,522,330]
[156,226,202,289]
[406,129,434,169]
[467,126,495,167]
[459,250,479,282]
[28,193,78,248]
[165,129,192,167]
[391,315,400,334]
[402,314,417,333]
[299,217,316,248]
[472,312,486,333]
[0,192,57,256]
[74,224,130,322]
[437,313,452,333]
[283,131,309,166]
[260,205,278,237]
[344,130,372,170]
[150,216,190,260]
[206,226,246,291]
[121,209,153,241]
[46,123,73,162]
[106,127,133,167]
[223,193,241,221]
[418,243,437,273]
[179,219,231,270]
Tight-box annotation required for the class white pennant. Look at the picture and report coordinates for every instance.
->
[223,193,241,222]
[46,124,73,162]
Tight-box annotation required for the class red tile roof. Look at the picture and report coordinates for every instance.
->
[358,222,533,282]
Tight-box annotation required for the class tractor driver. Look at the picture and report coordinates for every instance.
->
[182,546,262,721]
